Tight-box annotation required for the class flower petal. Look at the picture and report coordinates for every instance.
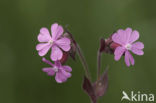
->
[51,23,64,40]
[42,67,55,76]
[112,29,127,45]
[62,66,72,72]
[131,41,144,49]
[51,45,63,61]
[129,30,139,43]
[131,47,144,55]
[112,28,133,46]
[38,43,51,56]
[125,51,135,66]
[131,41,144,55]
[112,32,123,45]
[59,45,71,52]
[55,70,67,83]
[36,43,50,51]
[125,28,132,42]
[55,37,71,45]
[117,29,128,45]
[55,37,71,51]
[114,47,125,61]
[129,53,135,66]
[61,69,71,78]
[38,28,51,42]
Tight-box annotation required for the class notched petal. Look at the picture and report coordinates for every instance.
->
[114,47,125,61]
[51,23,64,40]
[51,45,63,61]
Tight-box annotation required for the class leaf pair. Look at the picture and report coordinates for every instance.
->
[82,68,108,103]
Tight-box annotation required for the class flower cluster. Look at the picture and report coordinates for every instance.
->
[36,23,144,103]
[36,23,72,83]
[42,58,72,83]
[112,28,144,66]
[101,28,144,66]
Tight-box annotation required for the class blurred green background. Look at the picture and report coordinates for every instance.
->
[0,0,156,103]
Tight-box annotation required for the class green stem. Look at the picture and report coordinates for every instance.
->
[65,30,91,80]
[97,50,101,80]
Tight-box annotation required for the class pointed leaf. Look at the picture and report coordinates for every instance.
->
[82,76,97,103]
[94,68,108,97]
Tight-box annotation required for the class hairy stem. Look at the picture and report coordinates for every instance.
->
[77,44,91,80]
[65,29,91,80]
[97,50,101,80]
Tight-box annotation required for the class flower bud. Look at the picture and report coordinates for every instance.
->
[100,35,121,54]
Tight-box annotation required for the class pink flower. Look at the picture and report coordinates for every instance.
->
[36,23,71,61]
[42,58,72,83]
[112,28,144,66]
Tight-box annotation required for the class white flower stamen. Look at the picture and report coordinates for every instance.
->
[125,43,132,50]
[52,67,58,72]
[49,40,53,44]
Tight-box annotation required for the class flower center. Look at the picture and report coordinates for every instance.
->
[49,40,53,44]
[52,67,59,72]
[125,43,132,50]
